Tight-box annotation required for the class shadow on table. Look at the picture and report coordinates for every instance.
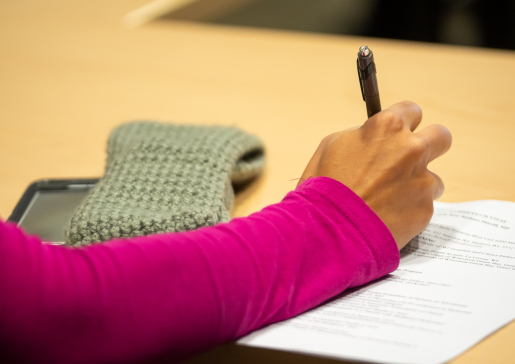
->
[183,342,355,364]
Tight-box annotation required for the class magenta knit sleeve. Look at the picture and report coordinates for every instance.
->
[0,177,399,363]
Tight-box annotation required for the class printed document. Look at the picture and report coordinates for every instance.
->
[239,200,515,364]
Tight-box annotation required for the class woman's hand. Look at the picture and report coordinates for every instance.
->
[299,101,452,249]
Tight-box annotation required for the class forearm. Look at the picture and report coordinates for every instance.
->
[0,177,399,363]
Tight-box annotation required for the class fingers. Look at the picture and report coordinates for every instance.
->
[416,124,452,163]
[430,171,445,200]
[375,101,423,132]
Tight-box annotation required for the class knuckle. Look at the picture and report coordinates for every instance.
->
[320,135,332,145]
[437,124,452,143]
[320,133,337,148]
[323,132,341,143]
[429,123,450,135]
[422,172,436,189]
[407,137,427,158]
[378,110,404,131]
[401,100,422,113]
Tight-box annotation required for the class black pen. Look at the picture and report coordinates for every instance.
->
[357,45,381,118]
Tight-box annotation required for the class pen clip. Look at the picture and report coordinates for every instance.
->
[357,59,365,101]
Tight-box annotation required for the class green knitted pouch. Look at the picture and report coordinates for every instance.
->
[64,121,265,247]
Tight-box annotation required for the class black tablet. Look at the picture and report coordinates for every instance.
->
[8,179,98,243]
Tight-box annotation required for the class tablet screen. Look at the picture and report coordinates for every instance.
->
[18,189,90,244]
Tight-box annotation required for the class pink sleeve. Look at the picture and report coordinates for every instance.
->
[0,177,399,363]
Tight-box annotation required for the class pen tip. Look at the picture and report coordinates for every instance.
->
[359,45,370,57]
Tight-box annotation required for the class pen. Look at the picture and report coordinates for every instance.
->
[357,45,381,118]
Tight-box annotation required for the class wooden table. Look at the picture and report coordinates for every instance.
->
[1,1,515,363]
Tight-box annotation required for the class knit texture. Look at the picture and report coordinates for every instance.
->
[64,121,265,246]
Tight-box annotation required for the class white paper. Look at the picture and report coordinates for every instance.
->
[239,200,515,364]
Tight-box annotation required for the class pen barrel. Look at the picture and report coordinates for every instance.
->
[357,49,381,117]
[361,70,379,97]
[357,52,379,98]
[364,94,381,118]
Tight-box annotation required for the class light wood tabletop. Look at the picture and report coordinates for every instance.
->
[1,1,515,363]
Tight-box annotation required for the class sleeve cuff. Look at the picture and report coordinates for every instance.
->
[296,176,400,277]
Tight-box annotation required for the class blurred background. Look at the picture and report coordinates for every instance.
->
[156,0,515,50]
[3,0,515,219]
